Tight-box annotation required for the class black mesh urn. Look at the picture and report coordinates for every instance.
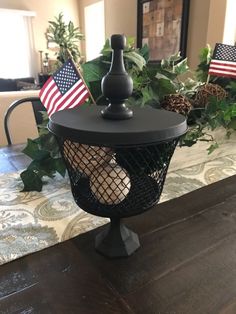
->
[48,35,187,258]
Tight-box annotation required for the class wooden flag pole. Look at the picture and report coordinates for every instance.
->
[206,74,210,84]
[66,49,96,105]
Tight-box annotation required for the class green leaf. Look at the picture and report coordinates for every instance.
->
[38,133,60,157]
[156,78,176,99]
[207,143,219,154]
[139,44,149,62]
[228,117,236,130]
[48,21,58,28]
[88,80,103,103]
[53,158,66,177]
[169,51,182,62]
[155,72,173,81]
[140,86,157,107]
[124,51,146,71]
[20,170,43,192]
[81,60,108,82]
[22,139,39,159]
[125,37,135,49]
[100,38,112,56]
[27,159,55,178]
[161,58,170,69]
[173,58,189,75]
[198,44,212,64]
[180,139,197,147]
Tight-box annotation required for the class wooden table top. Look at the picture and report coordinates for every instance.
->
[1,145,236,313]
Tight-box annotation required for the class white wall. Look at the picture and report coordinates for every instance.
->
[223,0,236,44]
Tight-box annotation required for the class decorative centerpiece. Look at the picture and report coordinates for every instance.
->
[48,34,187,258]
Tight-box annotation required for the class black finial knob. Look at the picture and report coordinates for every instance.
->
[111,34,126,49]
[101,34,133,120]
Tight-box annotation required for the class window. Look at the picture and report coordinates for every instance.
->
[0,9,35,79]
[84,1,105,61]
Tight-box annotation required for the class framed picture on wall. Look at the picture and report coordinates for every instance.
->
[137,0,190,62]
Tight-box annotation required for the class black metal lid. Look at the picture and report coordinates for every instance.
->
[48,106,187,145]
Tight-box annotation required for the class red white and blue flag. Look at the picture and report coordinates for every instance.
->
[209,43,236,79]
[39,59,90,117]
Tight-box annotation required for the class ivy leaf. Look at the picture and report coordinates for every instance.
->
[161,58,170,69]
[198,44,212,64]
[38,133,60,157]
[155,72,173,81]
[20,170,43,192]
[156,78,176,99]
[27,159,55,178]
[124,51,146,71]
[138,44,149,62]
[140,86,159,107]
[53,158,67,177]
[125,37,135,49]
[207,143,219,154]
[22,139,49,160]
[173,58,189,75]
[169,51,182,62]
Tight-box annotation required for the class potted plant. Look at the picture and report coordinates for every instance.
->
[46,12,84,69]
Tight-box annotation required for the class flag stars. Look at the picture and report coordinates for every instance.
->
[214,44,236,62]
[54,60,80,95]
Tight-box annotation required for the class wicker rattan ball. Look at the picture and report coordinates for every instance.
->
[194,83,227,108]
[63,140,113,176]
[161,94,192,116]
[90,164,131,205]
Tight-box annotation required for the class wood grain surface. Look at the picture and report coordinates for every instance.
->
[1,146,236,313]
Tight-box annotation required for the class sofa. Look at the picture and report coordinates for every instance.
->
[0,77,38,92]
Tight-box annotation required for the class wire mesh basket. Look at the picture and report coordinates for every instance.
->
[59,138,179,218]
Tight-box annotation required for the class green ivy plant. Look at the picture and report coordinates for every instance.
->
[181,45,236,151]
[20,41,236,191]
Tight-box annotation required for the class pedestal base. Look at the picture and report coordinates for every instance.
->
[101,103,133,120]
[95,218,140,258]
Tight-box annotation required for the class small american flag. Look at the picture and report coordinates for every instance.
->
[39,59,90,117]
[209,43,236,79]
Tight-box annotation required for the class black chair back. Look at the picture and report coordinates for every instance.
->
[4,97,46,145]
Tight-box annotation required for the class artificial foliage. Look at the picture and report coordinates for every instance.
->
[20,37,236,191]
[46,13,84,68]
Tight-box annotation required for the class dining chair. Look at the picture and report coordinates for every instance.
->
[4,97,46,145]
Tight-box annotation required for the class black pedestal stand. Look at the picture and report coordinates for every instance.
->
[95,218,140,257]
[48,34,187,259]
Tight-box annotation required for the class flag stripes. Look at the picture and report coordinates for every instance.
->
[39,59,90,117]
[208,43,236,79]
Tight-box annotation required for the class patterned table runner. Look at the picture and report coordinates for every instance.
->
[0,153,236,265]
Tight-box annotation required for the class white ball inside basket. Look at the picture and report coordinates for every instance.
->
[64,140,113,176]
[90,164,131,205]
